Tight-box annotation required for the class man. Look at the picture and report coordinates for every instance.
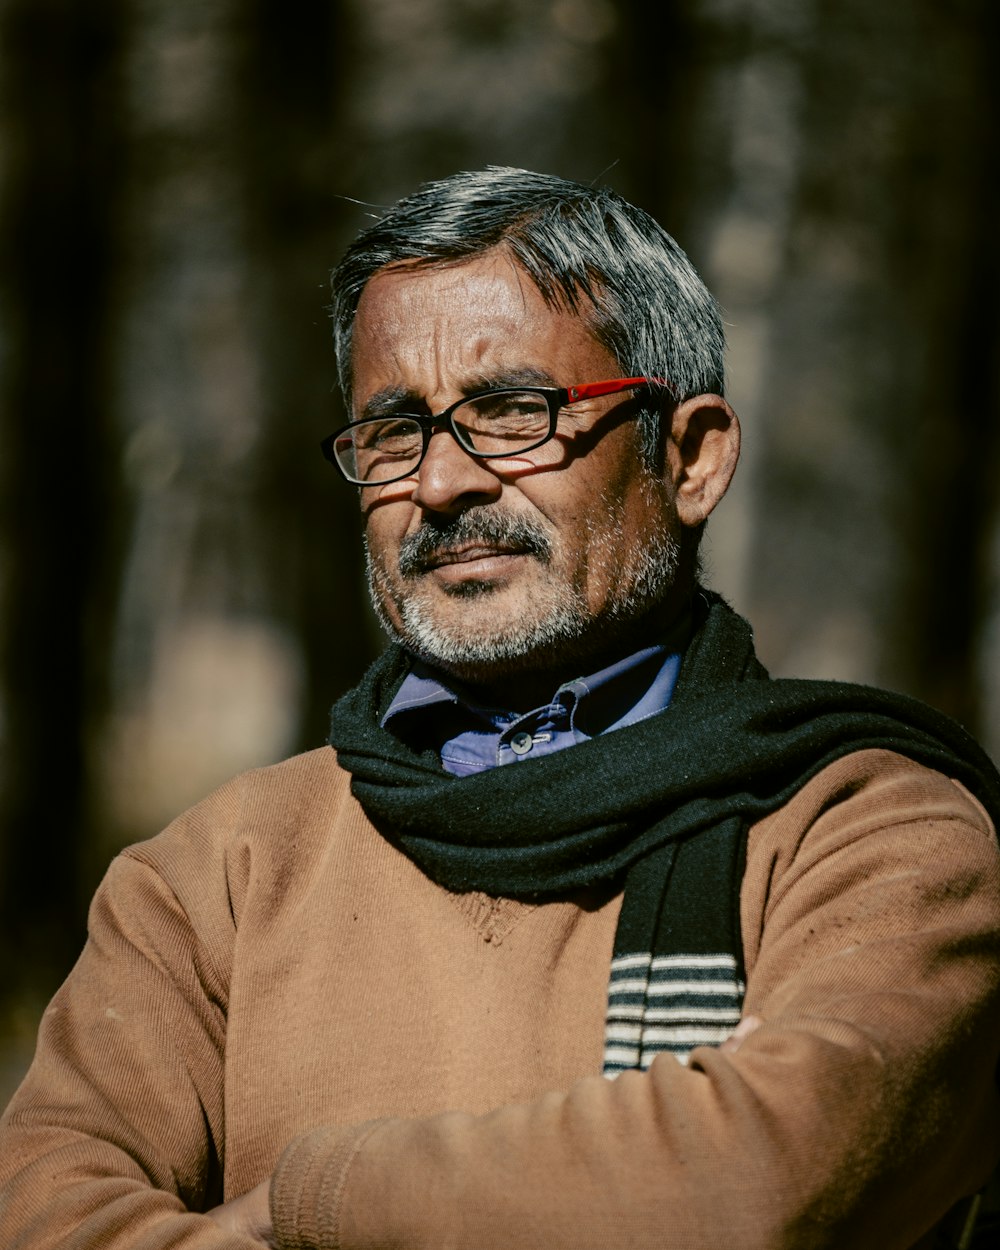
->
[2,168,999,1249]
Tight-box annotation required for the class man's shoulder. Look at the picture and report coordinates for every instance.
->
[760,746,995,837]
[741,746,1000,990]
[166,744,349,828]
[118,746,357,882]
[745,746,999,899]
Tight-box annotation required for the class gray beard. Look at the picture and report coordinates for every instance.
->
[365,500,681,680]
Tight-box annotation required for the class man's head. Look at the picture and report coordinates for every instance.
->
[331,167,725,457]
[328,168,739,695]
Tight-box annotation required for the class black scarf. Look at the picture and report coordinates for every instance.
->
[328,590,1000,890]
[328,591,1000,1068]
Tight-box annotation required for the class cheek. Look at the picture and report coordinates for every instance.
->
[545,458,637,549]
[363,522,399,585]
[361,494,416,573]
[570,473,675,576]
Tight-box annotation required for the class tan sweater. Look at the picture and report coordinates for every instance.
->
[1,746,998,1249]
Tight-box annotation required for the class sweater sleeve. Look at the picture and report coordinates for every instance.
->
[269,752,1000,1250]
[0,817,260,1248]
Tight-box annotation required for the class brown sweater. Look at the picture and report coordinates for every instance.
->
[1,746,998,1249]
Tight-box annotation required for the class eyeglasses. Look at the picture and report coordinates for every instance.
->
[321,376,667,486]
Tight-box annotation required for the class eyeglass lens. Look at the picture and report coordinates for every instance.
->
[334,390,553,484]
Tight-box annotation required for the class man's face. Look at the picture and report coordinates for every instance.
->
[352,250,683,687]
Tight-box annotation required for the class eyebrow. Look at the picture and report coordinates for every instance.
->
[357,367,560,421]
[359,385,419,421]
[462,366,558,392]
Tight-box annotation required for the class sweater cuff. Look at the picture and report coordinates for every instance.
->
[270,1119,388,1250]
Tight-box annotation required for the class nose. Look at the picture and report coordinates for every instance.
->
[410,427,503,514]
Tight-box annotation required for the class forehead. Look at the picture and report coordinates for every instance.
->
[349,251,619,403]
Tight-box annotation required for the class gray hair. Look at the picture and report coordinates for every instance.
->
[330,167,725,458]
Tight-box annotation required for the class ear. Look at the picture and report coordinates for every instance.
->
[665,393,740,529]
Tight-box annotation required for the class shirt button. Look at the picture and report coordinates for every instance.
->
[509,731,533,756]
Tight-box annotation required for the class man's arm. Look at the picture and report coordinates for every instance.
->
[4,752,998,1249]
[262,753,1000,1250]
[0,823,262,1248]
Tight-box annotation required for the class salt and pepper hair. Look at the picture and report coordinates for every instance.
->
[329,166,725,460]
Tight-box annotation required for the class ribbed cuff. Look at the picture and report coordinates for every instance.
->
[270,1119,388,1250]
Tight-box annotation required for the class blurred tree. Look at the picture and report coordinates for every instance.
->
[0,0,128,1014]
[729,0,1000,739]
[235,0,377,755]
[881,0,1000,733]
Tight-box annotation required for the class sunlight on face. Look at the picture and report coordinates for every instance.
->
[353,251,681,682]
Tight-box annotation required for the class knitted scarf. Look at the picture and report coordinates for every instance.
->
[328,590,1000,1070]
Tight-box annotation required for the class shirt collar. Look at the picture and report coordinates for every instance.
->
[382,643,681,740]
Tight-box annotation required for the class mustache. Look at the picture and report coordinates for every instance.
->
[397,509,553,577]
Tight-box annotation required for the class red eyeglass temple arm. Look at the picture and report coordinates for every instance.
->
[566,377,669,403]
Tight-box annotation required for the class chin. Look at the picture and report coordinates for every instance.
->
[389,586,593,678]
[438,578,506,600]
[368,542,683,684]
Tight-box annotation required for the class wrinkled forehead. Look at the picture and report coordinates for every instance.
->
[348,254,616,412]
[346,248,604,399]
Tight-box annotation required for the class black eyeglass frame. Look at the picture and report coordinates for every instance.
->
[320,376,668,486]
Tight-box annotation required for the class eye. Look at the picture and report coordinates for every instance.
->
[355,417,421,455]
[468,391,549,423]
[452,391,552,455]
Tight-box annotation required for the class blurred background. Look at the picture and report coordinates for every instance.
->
[1,0,998,1101]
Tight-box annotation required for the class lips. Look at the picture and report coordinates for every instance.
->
[396,510,552,579]
[419,543,527,572]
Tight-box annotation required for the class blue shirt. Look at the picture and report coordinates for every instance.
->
[382,645,682,777]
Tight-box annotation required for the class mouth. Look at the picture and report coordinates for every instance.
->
[418,543,530,573]
[396,511,553,581]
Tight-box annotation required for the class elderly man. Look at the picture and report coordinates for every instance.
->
[2,168,999,1250]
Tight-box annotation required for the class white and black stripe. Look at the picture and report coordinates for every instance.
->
[602,952,745,1074]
